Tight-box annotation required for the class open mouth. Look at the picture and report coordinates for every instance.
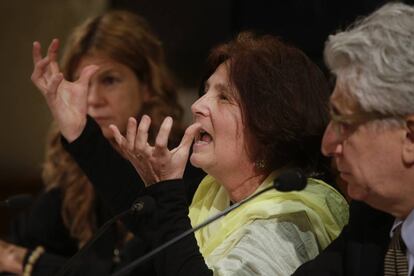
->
[195,128,213,144]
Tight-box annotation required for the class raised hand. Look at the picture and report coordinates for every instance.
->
[110,115,200,186]
[31,39,98,142]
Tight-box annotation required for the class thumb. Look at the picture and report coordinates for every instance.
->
[78,65,99,86]
[178,122,201,151]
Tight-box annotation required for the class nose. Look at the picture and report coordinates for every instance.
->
[87,82,104,107]
[321,121,343,157]
[191,94,209,117]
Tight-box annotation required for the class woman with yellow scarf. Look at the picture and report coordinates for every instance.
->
[33,32,348,275]
[110,32,349,275]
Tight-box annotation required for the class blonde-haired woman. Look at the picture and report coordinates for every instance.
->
[0,10,199,276]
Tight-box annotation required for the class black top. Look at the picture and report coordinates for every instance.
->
[62,117,204,229]
[9,187,154,275]
[61,116,208,275]
[292,200,394,276]
[6,115,205,276]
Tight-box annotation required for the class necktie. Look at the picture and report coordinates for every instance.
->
[384,223,408,276]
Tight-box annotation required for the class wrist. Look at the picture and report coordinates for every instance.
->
[23,246,45,276]
[61,117,87,143]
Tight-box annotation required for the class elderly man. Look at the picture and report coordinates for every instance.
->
[294,2,414,276]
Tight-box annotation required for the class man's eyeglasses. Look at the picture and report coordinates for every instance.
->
[329,106,398,139]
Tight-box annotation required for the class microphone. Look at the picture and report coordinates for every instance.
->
[0,194,33,209]
[112,168,306,276]
[273,168,307,191]
[56,195,156,276]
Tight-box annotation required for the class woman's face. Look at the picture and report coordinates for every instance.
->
[190,63,253,179]
[75,53,149,139]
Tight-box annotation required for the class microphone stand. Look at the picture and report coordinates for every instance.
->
[0,194,33,209]
[56,197,154,276]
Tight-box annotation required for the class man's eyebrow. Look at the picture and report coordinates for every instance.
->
[329,103,340,115]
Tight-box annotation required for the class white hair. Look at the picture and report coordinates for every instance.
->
[324,2,414,117]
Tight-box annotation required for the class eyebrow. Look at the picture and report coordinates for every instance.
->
[98,68,120,76]
[203,80,231,94]
[75,67,121,80]
[215,83,230,94]
[329,103,341,115]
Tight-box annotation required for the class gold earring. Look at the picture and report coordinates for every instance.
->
[255,160,265,169]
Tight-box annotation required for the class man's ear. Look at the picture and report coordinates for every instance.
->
[402,115,414,164]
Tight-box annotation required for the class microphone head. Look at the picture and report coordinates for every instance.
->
[0,194,34,209]
[273,169,307,192]
[130,196,156,216]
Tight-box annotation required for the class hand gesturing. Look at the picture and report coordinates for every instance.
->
[31,39,98,142]
[110,115,201,186]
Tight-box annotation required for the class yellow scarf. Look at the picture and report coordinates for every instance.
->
[188,172,349,260]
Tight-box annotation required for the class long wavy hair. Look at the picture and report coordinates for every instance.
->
[42,10,184,247]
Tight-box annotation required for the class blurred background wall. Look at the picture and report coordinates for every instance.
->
[0,0,107,236]
[1,0,411,237]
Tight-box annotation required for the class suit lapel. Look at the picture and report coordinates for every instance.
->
[346,202,394,276]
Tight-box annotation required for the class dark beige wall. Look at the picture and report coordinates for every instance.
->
[0,0,107,237]
[0,1,106,183]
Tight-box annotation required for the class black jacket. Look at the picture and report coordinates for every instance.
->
[62,116,207,275]
[293,201,394,276]
[9,187,152,276]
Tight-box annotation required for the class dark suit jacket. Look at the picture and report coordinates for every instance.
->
[293,201,395,276]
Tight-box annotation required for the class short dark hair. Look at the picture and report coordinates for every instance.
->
[204,32,331,177]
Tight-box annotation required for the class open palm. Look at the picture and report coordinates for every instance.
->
[110,115,201,186]
[31,39,98,142]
